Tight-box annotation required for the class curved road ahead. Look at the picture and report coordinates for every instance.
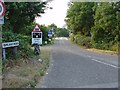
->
[37,37,119,88]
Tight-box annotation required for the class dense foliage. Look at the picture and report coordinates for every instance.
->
[2,2,50,61]
[55,28,69,37]
[66,2,120,51]
[4,2,46,34]
[2,31,33,60]
[40,25,49,44]
[48,23,69,37]
[66,2,94,36]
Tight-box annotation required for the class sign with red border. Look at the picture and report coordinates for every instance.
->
[32,24,42,45]
[0,0,6,17]
[32,24,42,32]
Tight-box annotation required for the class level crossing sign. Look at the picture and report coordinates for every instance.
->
[32,24,42,45]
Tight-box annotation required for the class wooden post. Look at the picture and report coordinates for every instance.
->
[13,47,17,58]
[2,48,6,60]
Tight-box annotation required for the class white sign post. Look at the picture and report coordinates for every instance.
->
[32,24,42,45]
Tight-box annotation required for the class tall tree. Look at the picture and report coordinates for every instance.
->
[4,2,47,33]
[65,2,95,36]
[56,28,69,37]
[48,23,57,35]
[91,2,119,45]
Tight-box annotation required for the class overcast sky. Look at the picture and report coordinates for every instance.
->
[36,0,70,28]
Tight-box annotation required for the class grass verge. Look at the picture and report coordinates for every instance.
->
[70,38,118,55]
[86,48,117,55]
[2,48,51,88]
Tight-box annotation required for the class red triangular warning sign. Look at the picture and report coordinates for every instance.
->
[32,24,42,32]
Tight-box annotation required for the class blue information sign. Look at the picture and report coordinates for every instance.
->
[48,31,52,36]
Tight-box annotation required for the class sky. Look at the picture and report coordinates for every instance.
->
[35,0,70,28]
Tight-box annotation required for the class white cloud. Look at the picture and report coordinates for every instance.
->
[36,0,70,28]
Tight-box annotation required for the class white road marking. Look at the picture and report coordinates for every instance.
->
[87,55,91,58]
[91,59,119,69]
[55,37,68,40]
[65,38,68,40]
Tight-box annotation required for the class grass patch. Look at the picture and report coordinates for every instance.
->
[86,48,117,55]
[2,48,51,88]
[3,76,30,88]
[46,41,55,46]
[39,69,45,76]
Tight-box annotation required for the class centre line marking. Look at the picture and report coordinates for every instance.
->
[91,59,119,69]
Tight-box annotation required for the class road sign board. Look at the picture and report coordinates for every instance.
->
[32,24,42,45]
[48,31,52,37]
[2,41,19,48]
[32,24,42,32]
[0,1,6,17]
[2,41,19,60]
[48,31,52,34]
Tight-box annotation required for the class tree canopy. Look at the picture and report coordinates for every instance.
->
[65,2,95,36]
[4,2,47,33]
[66,2,120,51]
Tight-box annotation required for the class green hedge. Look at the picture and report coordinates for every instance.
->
[71,33,118,51]
[2,31,33,59]
[73,34,92,48]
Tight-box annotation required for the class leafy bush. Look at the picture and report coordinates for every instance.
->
[56,28,69,37]
[70,34,75,42]
[110,43,118,52]
[91,38,118,51]
[40,25,49,42]
[2,31,17,42]
[2,31,34,60]
[74,34,92,48]
[16,34,33,59]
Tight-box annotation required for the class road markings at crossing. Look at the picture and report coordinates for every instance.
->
[87,55,91,58]
[91,58,119,69]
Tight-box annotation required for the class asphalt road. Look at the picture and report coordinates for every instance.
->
[37,37,119,88]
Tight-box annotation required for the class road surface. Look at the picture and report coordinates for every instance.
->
[37,37,119,88]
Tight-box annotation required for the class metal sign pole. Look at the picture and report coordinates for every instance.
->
[0,24,6,60]
[0,24,2,60]
[0,0,6,60]
[0,24,2,90]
